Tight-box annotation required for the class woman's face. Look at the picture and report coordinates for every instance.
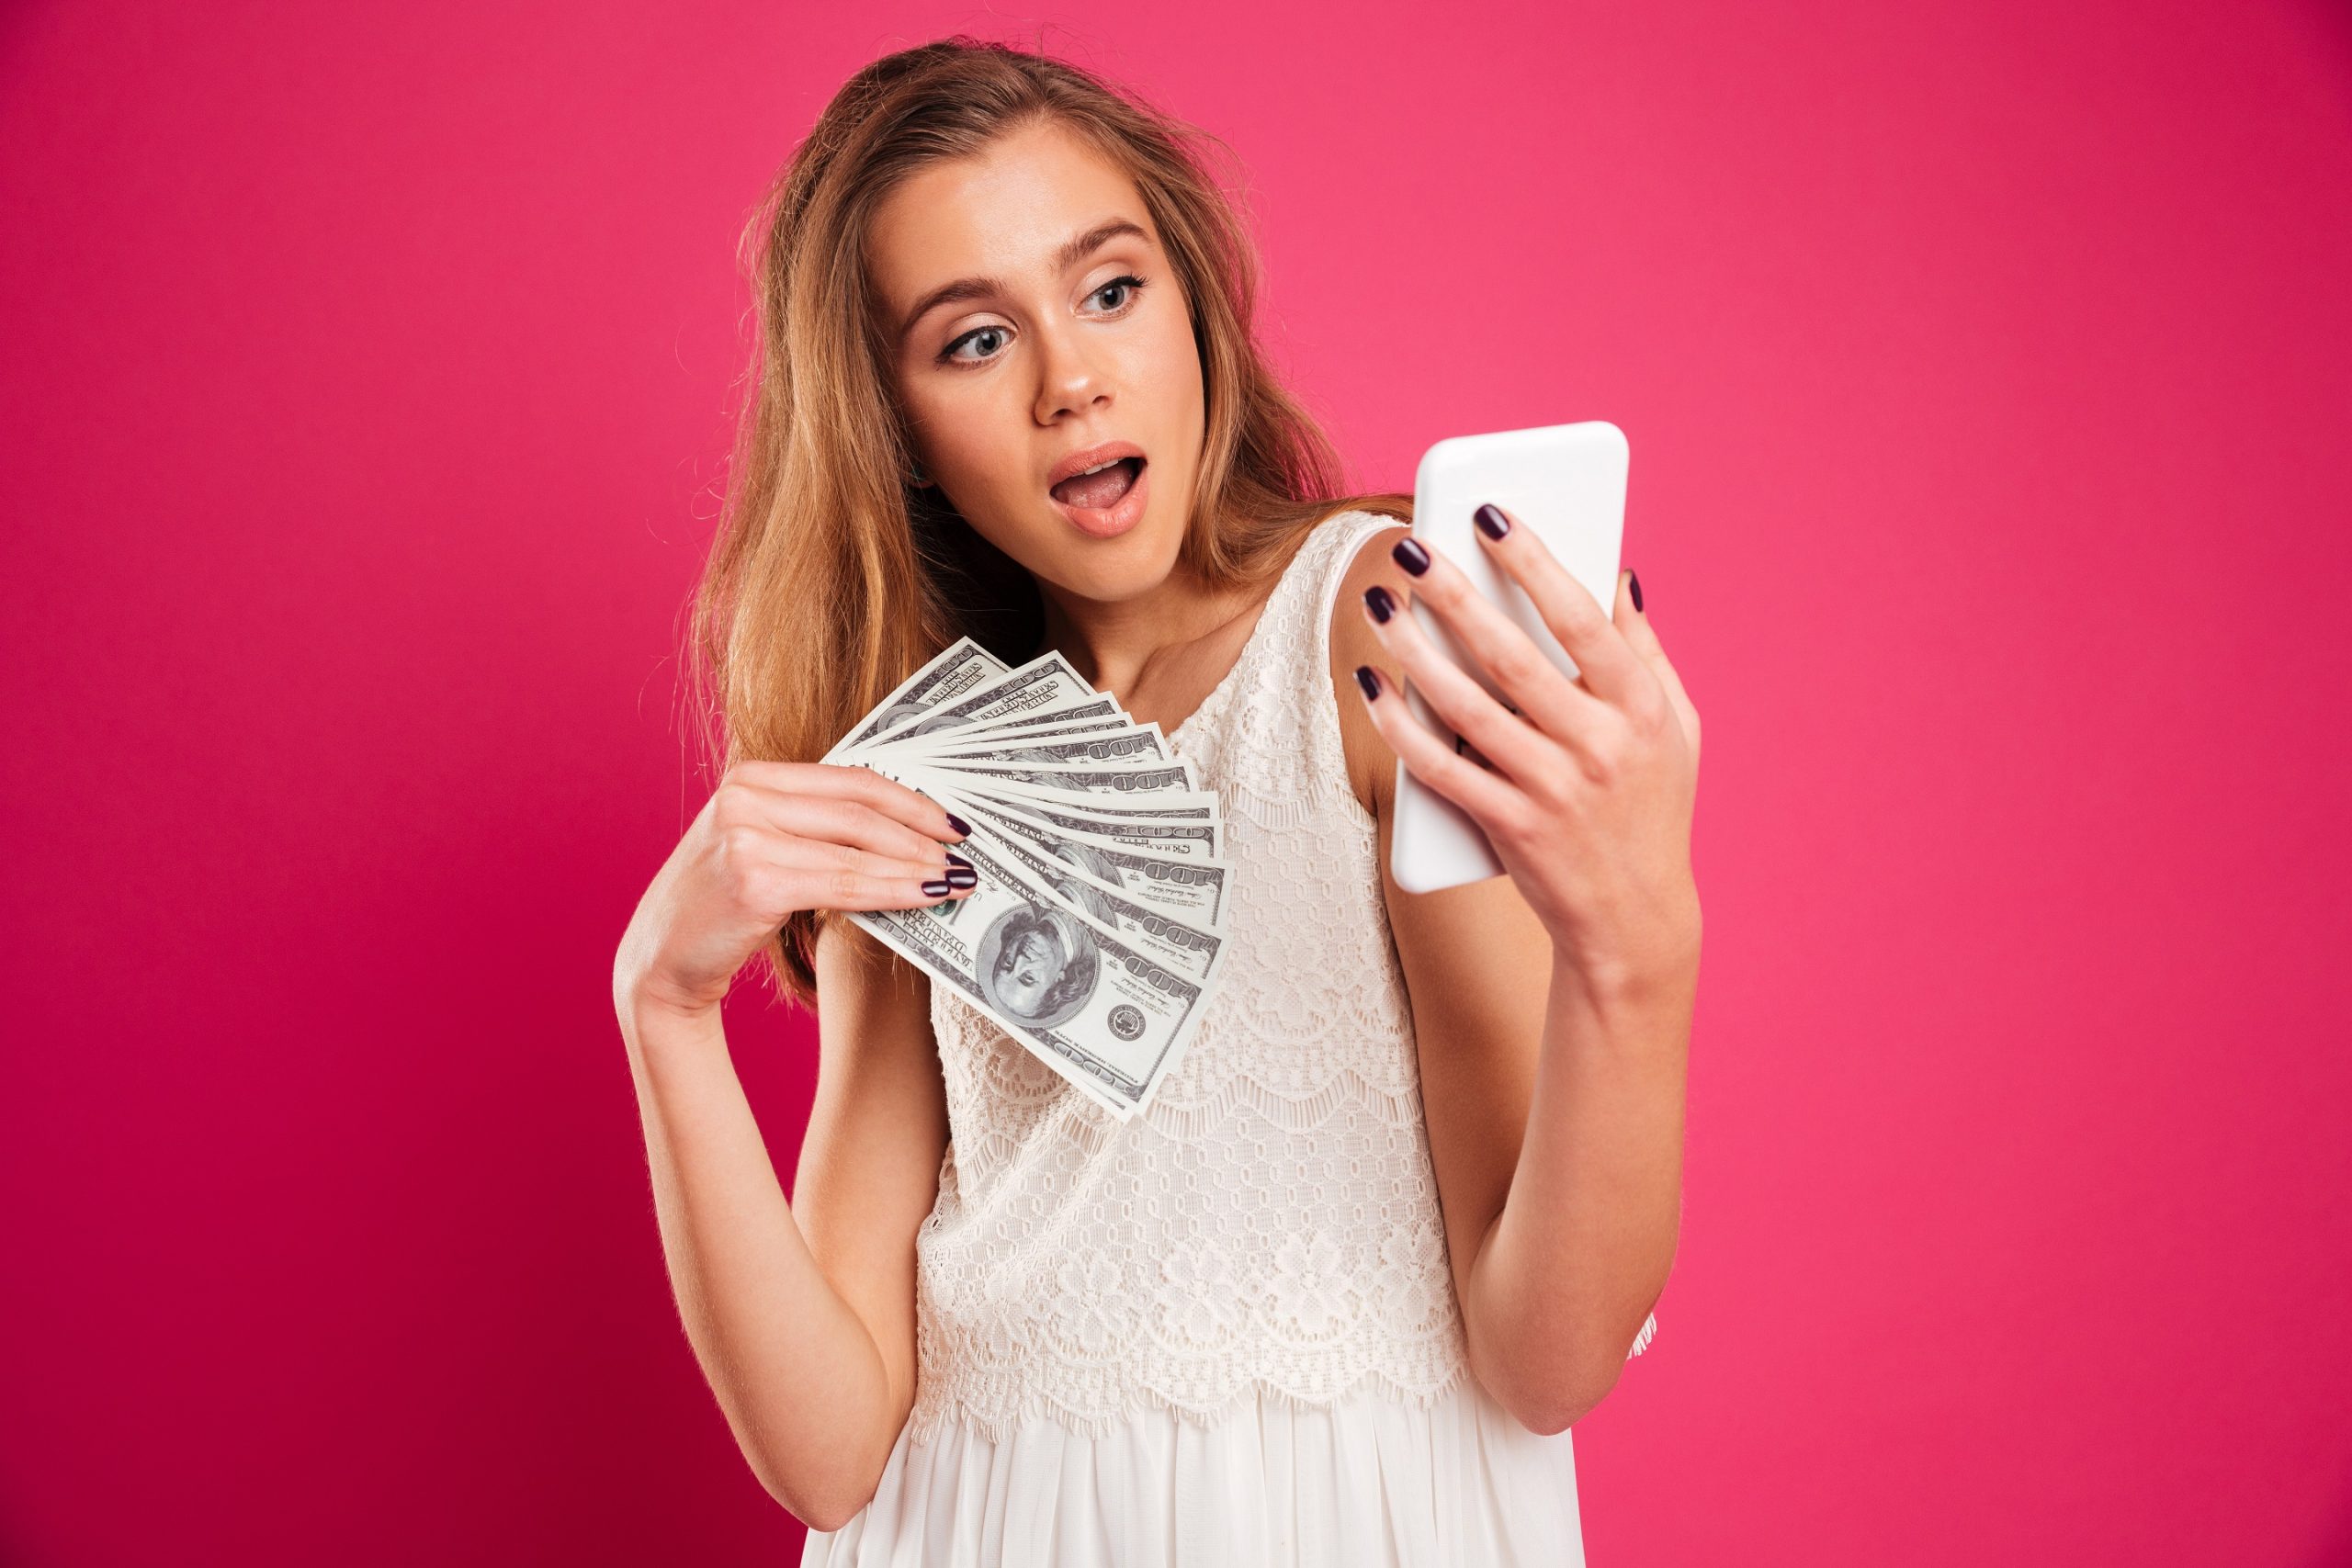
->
[866,119,1206,604]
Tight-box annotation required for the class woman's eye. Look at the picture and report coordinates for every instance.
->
[1091,274,1148,311]
[943,325,1009,364]
[936,276,1148,367]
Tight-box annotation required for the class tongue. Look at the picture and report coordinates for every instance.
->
[1052,458,1137,511]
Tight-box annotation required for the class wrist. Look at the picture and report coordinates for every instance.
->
[1541,954,1696,1077]
[616,977,728,1050]
[1549,919,1701,1018]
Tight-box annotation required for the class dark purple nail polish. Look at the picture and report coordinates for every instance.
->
[1474,503,1510,540]
[1628,570,1644,613]
[922,879,953,897]
[944,867,978,889]
[945,851,971,870]
[944,812,971,839]
[1391,536,1430,576]
[1363,583,1396,623]
[1353,664,1382,700]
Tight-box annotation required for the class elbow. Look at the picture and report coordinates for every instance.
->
[1514,1363,1627,1438]
[796,1498,865,1537]
[764,1467,878,1536]
[1470,1326,1626,1437]
[738,1376,908,1533]
[730,1380,907,1533]
[749,1430,888,1535]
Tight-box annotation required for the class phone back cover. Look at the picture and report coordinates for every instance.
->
[1390,420,1628,894]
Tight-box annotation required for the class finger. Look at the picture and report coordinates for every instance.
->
[788,861,978,912]
[735,788,957,868]
[1361,581,1581,783]
[1612,569,1700,754]
[763,831,978,893]
[728,759,972,843]
[1351,663,1525,829]
[1368,539,1604,751]
[1455,506,1655,708]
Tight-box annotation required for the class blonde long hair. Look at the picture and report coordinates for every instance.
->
[689,36,1409,1009]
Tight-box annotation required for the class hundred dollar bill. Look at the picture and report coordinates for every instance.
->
[924,784,1225,862]
[849,830,1217,1120]
[861,694,1129,754]
[896,759,1212,810]
[937,784,1234,929]
[821,637,1007,762]
[858,650,1101,751]
[886,723,1175,771]
[998,791,1215,821]
[944,807,1228,982]
[868,756,1223,860]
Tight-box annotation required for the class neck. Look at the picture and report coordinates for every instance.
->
[1032,554,1260,708]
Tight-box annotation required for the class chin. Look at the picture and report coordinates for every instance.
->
[1057,502,1187,601]
[1014,476,1183,597]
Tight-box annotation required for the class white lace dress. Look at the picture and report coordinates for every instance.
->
[801,509,1657,1567]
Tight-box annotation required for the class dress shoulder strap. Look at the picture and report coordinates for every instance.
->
[1250,507,1405,673]
[1182,508,1406,821]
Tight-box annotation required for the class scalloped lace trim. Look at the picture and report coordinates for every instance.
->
[909,1352,1475,1448]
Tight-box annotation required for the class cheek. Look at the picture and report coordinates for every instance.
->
[901,373,978,448]
[1134,321,1205,468]
[905,376,1026,490]
[1136,310,1204,406]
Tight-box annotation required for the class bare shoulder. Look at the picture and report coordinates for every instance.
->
[1328,517,1415,819]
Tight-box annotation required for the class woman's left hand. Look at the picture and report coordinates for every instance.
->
[1355,506,1702,994]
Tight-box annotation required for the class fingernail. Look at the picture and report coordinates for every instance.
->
[1391,536,1430,576]
[944,867,978,889]
[945,851,972,870]
[1474,503,1510,540]
[944,812,972,839]
[1628,570,1644,613]
[1363,583,1396,623]
[1353,664,1382,700]
[922,879,953,897]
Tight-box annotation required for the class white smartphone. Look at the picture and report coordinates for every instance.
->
[1389,420,1629,895]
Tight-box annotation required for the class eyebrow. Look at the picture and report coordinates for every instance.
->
[895,219,1152,346]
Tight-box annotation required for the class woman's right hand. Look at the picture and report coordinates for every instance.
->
[614,760,976,1021]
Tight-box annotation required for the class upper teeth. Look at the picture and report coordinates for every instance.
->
[1076,457,1125,476]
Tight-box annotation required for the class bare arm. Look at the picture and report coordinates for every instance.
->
[613,761,969,1527]
[617,928,946,1528]
[1331,524,1697,1434]
[787,920,952,1510]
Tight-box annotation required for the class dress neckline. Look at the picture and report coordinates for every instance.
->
[1167,518,1332,747]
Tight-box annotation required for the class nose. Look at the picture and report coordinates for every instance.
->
[1032,314,1114,424]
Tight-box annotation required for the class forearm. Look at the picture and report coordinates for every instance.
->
[619,998,897,1525]
[1464,951,1691,1430]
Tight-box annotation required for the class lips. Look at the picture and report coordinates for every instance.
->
[1050,456,1142,511]
[1046,439,1148,494]
[1045,439,1150,540]
[1047,450,1151,540]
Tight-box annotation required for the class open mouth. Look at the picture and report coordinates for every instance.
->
[1048,455,1145,512]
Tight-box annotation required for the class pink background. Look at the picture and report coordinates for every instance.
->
[4,1,2348,1562]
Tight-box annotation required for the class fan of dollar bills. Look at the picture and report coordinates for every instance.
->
[820,636,1234,1122]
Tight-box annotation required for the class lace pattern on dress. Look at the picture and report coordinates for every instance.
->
[908,510,1654,1447]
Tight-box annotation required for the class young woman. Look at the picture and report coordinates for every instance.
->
[612,37,1701,1566]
